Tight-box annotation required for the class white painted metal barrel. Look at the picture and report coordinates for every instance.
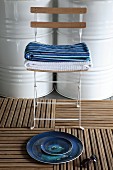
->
[57,0,113,99]
[0,0,53,98]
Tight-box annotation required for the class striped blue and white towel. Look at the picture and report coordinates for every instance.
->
[24,42,92,71]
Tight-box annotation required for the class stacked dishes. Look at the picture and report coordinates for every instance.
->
[26,131,83,164]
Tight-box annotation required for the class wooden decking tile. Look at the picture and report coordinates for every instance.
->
[0,128,112,170]
[1,98,113,129]
[53,128,113,170]
[55,100,113,129]
[0,128,54,170]
[0,99,56,128]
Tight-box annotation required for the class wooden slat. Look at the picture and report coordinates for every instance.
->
[0,128,52,132]
[0,98,4,108]
[22,99,33,127]
[5,99,18,127]
[0,155,29,159]
[31,22,86,28]
[17,99,28,128]
[31,7,87,14]
[45,99,52,128]
[28,100,34,128]
[0,99,13,127]
[0,169,53,170]
[0,98,9,124]
[35,99,42,128]
[89,129,101,169]
[106,129,113,153]
[95,129,108,169]
[83,130,92,169]
[0,163,52,168]
[50,99,56,128]
[44,99,55,128]
[39,99,47,128]
[77,129,86,169]
[101,129,113,169]
[11,99,23,127]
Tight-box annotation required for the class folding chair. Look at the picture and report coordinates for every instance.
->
[24,7,92,130]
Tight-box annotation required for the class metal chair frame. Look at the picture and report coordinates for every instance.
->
[26,7,89,130]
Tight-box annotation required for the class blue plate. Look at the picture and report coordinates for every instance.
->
[41,137,72,155]
[26,131,83,164]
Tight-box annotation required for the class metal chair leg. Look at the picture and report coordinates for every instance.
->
[31,72,36,129]
[77,72,81,108]
[31,71,84,130]
[78,72,84,130]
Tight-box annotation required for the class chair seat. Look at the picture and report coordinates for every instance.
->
[24,42,92,72]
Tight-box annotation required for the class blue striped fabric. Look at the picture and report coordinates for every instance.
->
[24,42,91,62]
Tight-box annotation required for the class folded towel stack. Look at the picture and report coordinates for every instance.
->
[24,42,92,71]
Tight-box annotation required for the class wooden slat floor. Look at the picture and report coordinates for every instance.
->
[0,98,113,129]
[0,128,112,170]
[0,98,113,170]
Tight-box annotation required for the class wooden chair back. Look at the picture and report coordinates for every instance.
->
[30,7,87,29]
